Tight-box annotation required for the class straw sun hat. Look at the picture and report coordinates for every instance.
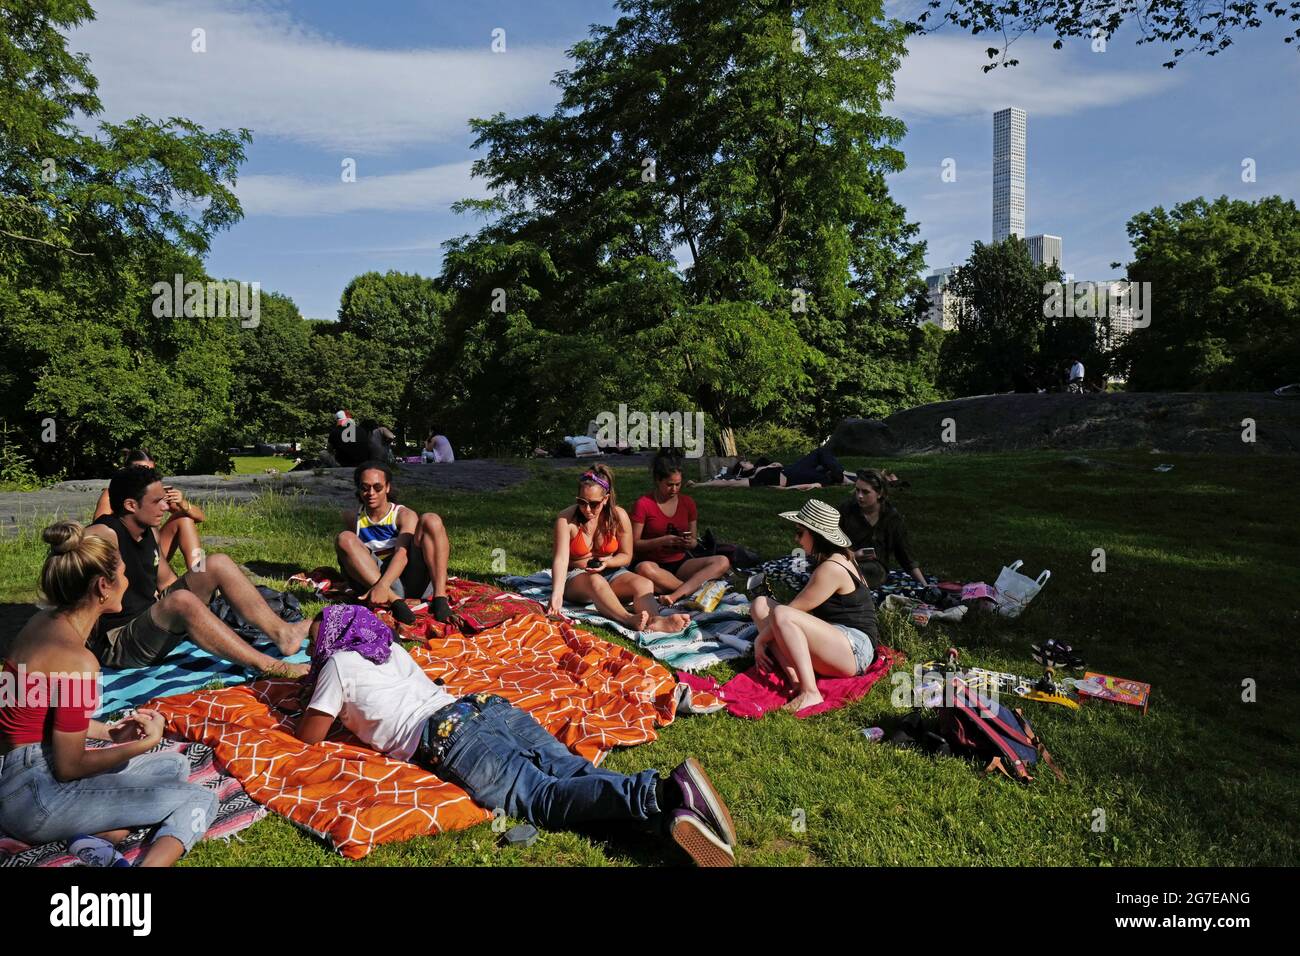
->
[779,499,851,549]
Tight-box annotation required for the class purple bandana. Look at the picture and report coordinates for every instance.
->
[307,605,394,686]
[581,471,610,492]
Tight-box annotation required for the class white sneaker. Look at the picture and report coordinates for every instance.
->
[69,834,131,867]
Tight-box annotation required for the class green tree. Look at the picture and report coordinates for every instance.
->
[230,291,315,444]
[938,238,1070,394]
[1117,195,1300,390]
[439,0,931,455]
[0,0,252,478]
[911,1,1300,71]
[337,271,451,442]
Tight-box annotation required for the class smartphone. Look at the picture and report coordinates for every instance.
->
[587,557,603,569]
[859,547,877,560]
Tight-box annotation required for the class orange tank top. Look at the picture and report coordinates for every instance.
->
[570,524,619,558]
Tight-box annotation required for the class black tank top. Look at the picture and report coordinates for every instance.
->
[810,556,877,637]
[90,513,161,635]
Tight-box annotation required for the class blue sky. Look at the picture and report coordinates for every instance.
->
[70,0,1300,319]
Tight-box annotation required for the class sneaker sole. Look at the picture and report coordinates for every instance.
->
[680,757,737,846]
[670,814,735,867]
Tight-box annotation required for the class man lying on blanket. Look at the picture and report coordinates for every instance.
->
[283,605,737,866]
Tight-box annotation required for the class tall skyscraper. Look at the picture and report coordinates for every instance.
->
[993,107,1026,242]
[1027,234,1062,268]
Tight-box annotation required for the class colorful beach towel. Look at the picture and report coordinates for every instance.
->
[500,571,755,671]
[97,638,309,718]
[0,739,266,867]
[676,644,901,719]
[152,613,683,859]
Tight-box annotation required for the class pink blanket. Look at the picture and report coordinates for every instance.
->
[677,646,900,719]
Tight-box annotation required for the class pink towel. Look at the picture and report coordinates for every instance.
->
[677,646,900,719]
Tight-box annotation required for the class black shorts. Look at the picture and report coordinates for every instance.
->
[88,579,193,669]
[631,554,686,574]
[749,466,783,487]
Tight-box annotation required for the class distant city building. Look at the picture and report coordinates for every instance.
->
[1096,280,1137,349]
[923,266,960,330]
[993,107,1026,242]
[1027,234,1062,268]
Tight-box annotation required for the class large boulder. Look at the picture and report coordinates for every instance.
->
[829,418,902,456]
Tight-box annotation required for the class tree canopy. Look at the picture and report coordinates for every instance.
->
[911,0,1300,70]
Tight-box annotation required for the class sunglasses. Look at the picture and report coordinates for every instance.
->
[575,497,607,510]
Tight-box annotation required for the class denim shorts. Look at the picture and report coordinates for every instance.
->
[833,625,875,675]
[565,566,629,583]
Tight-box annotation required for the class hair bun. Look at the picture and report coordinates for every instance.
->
[43,520,84,555]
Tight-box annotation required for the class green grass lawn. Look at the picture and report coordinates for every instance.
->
[223,455,298,475]
[2,450,1296,866]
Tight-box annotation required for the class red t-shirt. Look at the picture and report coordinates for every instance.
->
[0,660,98,747]
[630,494,698,564]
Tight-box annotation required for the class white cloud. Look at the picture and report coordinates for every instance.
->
[892,34,1180,119]
[69,0,569,153]
[235,160,486,216]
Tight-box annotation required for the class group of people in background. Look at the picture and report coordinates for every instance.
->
[1,441,926,868]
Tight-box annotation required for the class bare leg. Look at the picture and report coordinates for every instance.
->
[633,560,683,596]
[158,516,202,569]
[612,573,691,633]
[336,531,382,588]
[179,553,308,655]
[414,512,450,598]
[137,835,185,868]
[663,555,730,605]
[564,572,650,631]
[155,582,307,676]
[768,604,859,712]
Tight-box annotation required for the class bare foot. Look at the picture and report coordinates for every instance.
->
[663,592,686,607]
[629,610,652,632]
[274,619,310,655]
[648,612,691,633]
[782,690,824,713]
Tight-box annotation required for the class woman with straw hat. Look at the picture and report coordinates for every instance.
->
[750,499,878,713]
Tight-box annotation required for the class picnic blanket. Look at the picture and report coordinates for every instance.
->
[746,559,944,605]
[500,571,756,672]
[0,739,266,867]
[152,613,685,859]
[676,644,901,719]
[97,637,309,718]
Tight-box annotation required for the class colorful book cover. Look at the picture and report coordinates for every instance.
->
[1075,672,1151,714]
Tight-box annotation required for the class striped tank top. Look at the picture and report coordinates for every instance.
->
[356,503,405,559]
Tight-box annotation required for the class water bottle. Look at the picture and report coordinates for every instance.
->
[861,726,885,743]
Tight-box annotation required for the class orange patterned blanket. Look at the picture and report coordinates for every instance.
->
[152,613,680,859]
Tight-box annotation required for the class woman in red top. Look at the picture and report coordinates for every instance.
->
[631,452,731,605]
[548,465,691,633]
[0,522,217,867]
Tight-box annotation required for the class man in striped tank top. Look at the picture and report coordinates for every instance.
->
[336,461,453,622]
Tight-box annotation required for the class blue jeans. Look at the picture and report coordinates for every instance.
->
[426,697,662,830]
[0,743,218,852]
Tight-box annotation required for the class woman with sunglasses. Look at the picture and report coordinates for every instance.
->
[547,465,691,634]
[749,500,878,713]
[837,468,926,588]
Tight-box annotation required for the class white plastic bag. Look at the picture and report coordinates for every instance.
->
[993,559,1050,618]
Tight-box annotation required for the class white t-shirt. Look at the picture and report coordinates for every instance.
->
[428,434,454,463]
[307,645,456,761]
[1068,361,1085,381]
